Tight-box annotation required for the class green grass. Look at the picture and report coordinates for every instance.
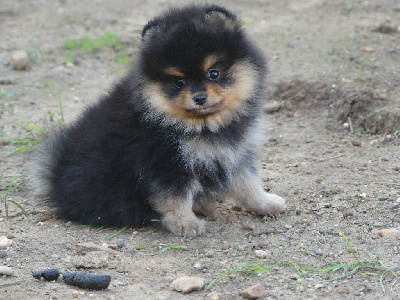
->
[206,230,400,293]
[0,94,64,155]
[0,172,27,218]
[62,32,134,65]
[63,32,121,53]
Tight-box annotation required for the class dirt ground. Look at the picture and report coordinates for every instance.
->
[1,0,400,299]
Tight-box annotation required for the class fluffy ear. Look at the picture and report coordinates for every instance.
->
[141,19,161,43]
[204,5,238,29]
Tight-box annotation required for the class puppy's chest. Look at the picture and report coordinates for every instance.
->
[179,137,243,174]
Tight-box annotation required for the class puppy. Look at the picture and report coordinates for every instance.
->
[31,5,286,237]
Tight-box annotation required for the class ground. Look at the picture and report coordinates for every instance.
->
[0,0,399,299]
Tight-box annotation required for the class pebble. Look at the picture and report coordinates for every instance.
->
[373,23,398,34]
[241,283,265,299]
[254,250,268,258]
[206,291,220,300]
[205,251,215,258]
[194,263,202,270]
[264,102,282,114]
[0,236,13,249]
[297,286,305,292]
[0,250,7,258]
[337,286,350,294]
[378,228,400,239]
[0,266,14,276]
[242,223,256,231]
[315,284,325,289]
[11,50,30,70]
[170,276,205,294]
[359,193,367,198]
[289,273,300,280]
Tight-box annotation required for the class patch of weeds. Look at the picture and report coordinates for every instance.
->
[27,40,42,63]
[116,52,132,65]
[291,230,400,293]
[0,172,28,218]
[0,119,49,155]
[63,32,121,54]
[206,260,275,291]
[62,33,134,66]
[1,94,64,155]
[207,230,400,293]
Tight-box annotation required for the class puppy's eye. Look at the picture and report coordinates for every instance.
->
[175,79,186,89]
[208,69,220,81]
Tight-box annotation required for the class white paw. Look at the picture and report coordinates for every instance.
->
[257,193,286,217]
[162,214,206,238]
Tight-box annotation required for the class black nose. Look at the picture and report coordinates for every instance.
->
[193,94,208,106]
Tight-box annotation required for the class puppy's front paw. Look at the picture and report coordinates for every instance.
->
[263,193,286,217]
[162,214,206,238]
[252,192,286,218]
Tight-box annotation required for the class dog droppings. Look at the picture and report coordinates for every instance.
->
[32,268,60,281]
[62,272,111,290]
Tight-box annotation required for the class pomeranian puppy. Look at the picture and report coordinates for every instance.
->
[31,5,286,237]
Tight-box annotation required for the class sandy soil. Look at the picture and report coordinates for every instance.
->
[1,0,399,299]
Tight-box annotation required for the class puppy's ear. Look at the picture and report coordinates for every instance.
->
[142,19,161,43]
[204,5,238,29]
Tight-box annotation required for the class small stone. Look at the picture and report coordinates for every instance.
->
[254,250,268,258]
[0,266,14,276]
[379,196,390,201]
[194,263,202,270]
[297,286,305,292]
[170,276,205,294]
[206,291,220,300]
[378,228,400,239]
[0,236,13,249]
[315,283,325,289]
[72,290,79,298]
[0,250,7,258]
[363,46,374,53]
[241,283,265,299]
[242,223,256,231]
[116,241,125,249]
[289,273,300,280]
[343,212,353,220]
[264,102,282,113]
[66,61,74,68]
[337,286,350,294]
[292,160,300,167]
[11,50,29,70]
[373,23,398,34]
[359,193,367,198]
[205,251,215,258]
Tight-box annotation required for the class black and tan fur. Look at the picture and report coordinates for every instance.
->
[30,5,286,237]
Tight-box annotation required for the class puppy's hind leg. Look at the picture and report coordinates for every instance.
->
[150,192,206,238]
[228,167,286,217]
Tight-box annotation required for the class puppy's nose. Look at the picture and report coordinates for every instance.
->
[193,94,208,106]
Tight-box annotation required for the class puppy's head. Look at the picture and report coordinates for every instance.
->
[139,5,266,132]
